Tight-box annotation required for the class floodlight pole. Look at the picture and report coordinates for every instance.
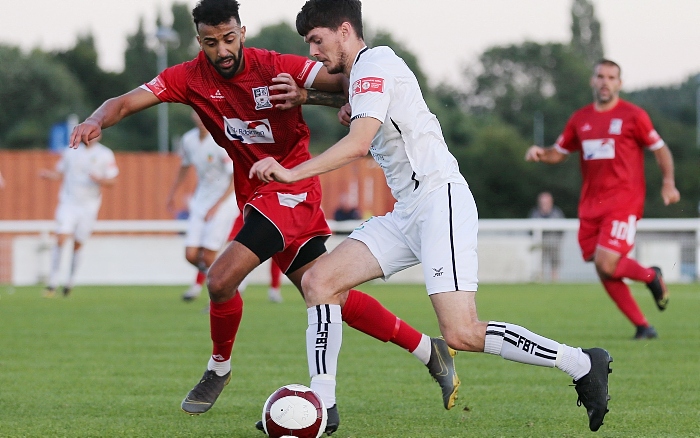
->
[155,27,179,154]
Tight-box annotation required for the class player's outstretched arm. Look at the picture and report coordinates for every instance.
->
[70,88,161,148]
[269,73,347,110]
[652,145,681,205]
[525,145,567,164]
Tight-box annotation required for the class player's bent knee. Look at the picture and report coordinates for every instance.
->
[300,267,335,305]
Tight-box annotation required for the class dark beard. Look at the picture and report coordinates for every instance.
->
[210,43,244,79]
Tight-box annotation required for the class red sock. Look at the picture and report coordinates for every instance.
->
[613,257,655,283]
[195,271,206,286]
[270,261,282,289]
[601,279,648,327]
[342,289,422,352]
[210,292,244,361]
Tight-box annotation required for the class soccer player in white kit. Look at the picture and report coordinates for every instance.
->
[167,111,239,301]
[250,0,613,432]
[39,136,119,297]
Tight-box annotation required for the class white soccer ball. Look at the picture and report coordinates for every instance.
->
[262,384,327,438]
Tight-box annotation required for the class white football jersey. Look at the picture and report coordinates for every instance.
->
[56,142,119,205]
[349,46,467,214]
[179,128,235,216]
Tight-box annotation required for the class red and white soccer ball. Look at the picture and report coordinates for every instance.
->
[262,384,327,438]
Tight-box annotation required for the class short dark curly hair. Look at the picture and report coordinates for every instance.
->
[296,0,363,39]
[192,0,241,28]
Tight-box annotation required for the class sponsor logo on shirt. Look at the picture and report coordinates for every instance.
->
[223,117,275,144]
[253,86,273,110]
[608,118,623,135]
[582,138,615,160]
[147,76,167,95]
[352,77,384,96]
[210,89,225,100]
[297,59,314,81]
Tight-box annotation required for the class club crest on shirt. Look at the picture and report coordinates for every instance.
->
[253,86,273,110]
[608,118,623,135]
[352,77,384,96]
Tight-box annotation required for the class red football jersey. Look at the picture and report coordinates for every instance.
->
[554,99,664,219]
[143,48,323,209]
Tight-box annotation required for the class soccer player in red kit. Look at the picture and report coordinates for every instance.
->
[526,59,680,340]
[69,0,459,432]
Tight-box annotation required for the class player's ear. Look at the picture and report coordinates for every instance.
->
[240,26,246,43]
[196,35,202,48]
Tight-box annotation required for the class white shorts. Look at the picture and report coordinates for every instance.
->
[184,195,239,251]
[349,183,478,294]
[55,201,101,243]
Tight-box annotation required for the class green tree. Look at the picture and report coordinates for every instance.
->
[0,45,86,149]
[466,42,591,147]
[571,0,604,66]
[52,34,127,109]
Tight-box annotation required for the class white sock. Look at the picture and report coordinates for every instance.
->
[48,244,61,289]
[67,248,82,289]
[556,345,592,380]
[307,304,342,409]
[412,334,432,365]
[207,356,231,376]
[311,375,336,408]
[484,321,559,367]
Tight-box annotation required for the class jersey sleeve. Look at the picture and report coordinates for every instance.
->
[349,62,392,124]
[634,108,665,150]
[275,54,323,89]
[100,149,119,179]
[141,63,190,104]
[553,115,578,154]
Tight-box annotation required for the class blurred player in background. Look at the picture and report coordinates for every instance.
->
[526,59,681,340]
[528,191,565,282]
[70,0,459,431]
[39,136,118,297]
[166,111,238,302]
[251,0,612,432]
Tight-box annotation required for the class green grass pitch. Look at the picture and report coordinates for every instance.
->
[1,282,698,437]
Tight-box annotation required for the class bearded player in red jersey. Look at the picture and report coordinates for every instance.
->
[70,0,459,433]
[526,59,681,340]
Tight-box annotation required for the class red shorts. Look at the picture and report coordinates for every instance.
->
[229,186,331,272]
[578,211,639,261]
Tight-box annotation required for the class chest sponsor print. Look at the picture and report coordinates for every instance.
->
[224,117,275,144]
[582,138,615,160]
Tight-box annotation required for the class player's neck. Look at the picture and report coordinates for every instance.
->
[594,96,619,112]
[346,40,367,76]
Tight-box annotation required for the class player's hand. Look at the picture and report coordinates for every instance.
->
[269,73,307,110]
[661,181,681,206]
[337,103,351,127]
[70,120,102,149]
[249,157,295,184]
[524,145,546,162]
